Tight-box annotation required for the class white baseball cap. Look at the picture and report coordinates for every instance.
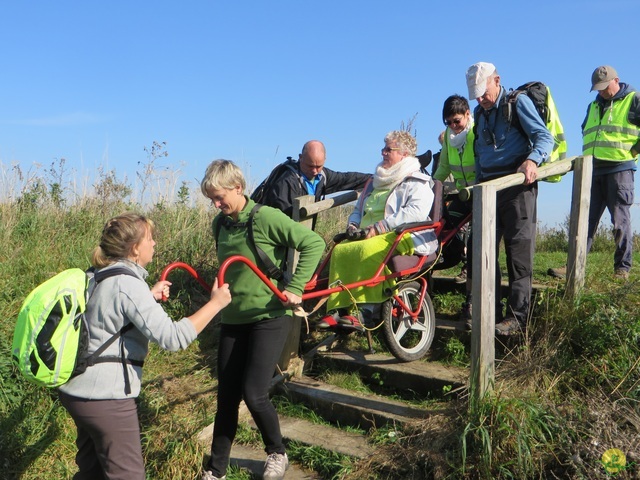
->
[466,62,496,100]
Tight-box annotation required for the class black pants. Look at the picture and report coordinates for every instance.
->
[467,183,537,322]
[440,197,472,270]
[208,315,291,476]
[59,392,145,480]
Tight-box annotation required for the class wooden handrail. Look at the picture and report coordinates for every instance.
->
[458,157,575,201]
[298,190,359,218]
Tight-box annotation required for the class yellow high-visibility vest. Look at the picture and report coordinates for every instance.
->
[583,91,640,161]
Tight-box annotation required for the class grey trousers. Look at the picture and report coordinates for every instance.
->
[59,392,145,480]
[587,169,634,272]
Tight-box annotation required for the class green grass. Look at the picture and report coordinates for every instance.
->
[2,167,640,479]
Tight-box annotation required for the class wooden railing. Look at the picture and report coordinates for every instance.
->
[467,155,592,402]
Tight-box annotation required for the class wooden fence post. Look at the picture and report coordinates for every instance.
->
[277,195,316,371]
[566,155,592,299]
[469,184,496,402]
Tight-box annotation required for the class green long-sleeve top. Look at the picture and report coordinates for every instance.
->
[213,197,325,324]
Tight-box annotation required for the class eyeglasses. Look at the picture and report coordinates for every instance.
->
[381,147,401,154]
[482,128,496,146]
[444,118,463,127]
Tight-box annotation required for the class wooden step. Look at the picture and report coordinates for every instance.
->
[225,443,319,479]
[198,406,375,478]
[313,349,467,397]
[276,374,438,430]
[431,273,548,292]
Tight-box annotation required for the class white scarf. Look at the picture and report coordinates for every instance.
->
[372,156,421,190]
[448,118,474,151]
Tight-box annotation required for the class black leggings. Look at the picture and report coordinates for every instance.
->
[208,315,291,476]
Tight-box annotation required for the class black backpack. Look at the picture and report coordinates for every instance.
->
[250,157,299,204]
[475,81,550,133]
[502,81,550,132]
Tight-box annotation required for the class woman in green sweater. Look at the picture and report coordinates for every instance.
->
[199,160,325,480]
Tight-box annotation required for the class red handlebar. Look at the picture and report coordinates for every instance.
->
[159,262,213,300]
[159,258,288,303]
[217,255,288,302]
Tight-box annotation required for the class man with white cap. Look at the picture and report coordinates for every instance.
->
[465,62,553,335]
[581,65,640,279]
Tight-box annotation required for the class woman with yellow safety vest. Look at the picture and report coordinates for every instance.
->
[433,94,476,327]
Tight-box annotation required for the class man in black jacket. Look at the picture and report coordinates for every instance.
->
[255,140,370,218]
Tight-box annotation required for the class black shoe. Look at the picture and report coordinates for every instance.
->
[547,266,566,279]
[495,317,524,336]
[459,302,472,330]
[454,265,468,284]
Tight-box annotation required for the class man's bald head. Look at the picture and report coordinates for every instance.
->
[299,140,326,180]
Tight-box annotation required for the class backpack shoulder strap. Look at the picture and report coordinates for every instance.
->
[247,204,287,283]
[86,267,140,356]
[502,88,519,125]
[214,215,224,250]
[93,266,138,283]
[501,89,528,139]
[472,105,482,139]
[214,204,288,285]
[82,267,144,395]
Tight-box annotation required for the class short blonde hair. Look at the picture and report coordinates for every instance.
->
[93,213,154,268]
[200,159,246,197]
[385,130,417,156]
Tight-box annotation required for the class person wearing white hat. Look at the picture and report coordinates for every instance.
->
[464,62,553,335]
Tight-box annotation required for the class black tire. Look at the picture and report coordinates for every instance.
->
[381,281,435,362]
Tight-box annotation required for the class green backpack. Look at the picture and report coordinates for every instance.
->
[12,267,142,389]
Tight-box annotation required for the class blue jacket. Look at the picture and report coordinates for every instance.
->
[474,87,554,182]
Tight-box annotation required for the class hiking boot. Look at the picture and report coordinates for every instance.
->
[495,317,523,336]
[459,302,473,330]
[316,311,339,329]
[337,315,365,332]
[201,470,225,480]
[614,269,630,280]
[454,265,468,284]
[263,452,289,480]
[547,266,566,279]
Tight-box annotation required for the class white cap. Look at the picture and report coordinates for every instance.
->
[466,62,496,100]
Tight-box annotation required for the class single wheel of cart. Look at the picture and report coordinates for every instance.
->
[381,279,436,362]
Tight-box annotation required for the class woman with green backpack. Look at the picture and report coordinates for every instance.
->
[58,212,232,480]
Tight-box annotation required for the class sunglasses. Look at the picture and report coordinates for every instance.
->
[444,118,463,127]
[381,147,401,154]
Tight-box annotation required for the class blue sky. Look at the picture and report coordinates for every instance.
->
[1,0,640,231]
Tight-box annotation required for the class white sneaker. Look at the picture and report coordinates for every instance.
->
[263,452,289,480]
[201,470,225,480]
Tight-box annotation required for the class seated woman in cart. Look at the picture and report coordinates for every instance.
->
[318,130,438,331]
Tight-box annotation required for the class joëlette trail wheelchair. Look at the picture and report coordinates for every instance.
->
[160,180,471,363]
